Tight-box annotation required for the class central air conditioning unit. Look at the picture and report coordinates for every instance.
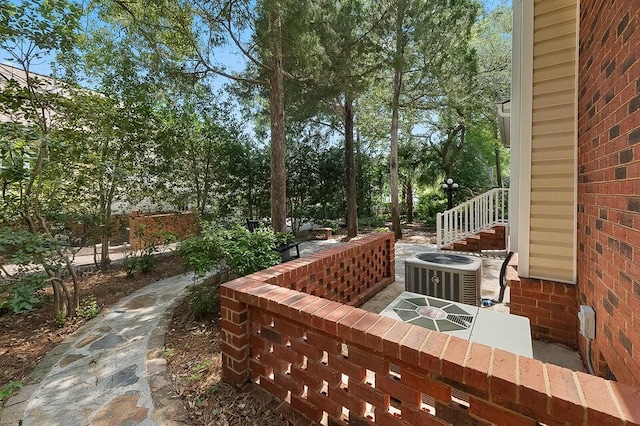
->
[380,292,532,357]
[405,252,482,306]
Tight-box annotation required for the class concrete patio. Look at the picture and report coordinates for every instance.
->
[300,237,586,372]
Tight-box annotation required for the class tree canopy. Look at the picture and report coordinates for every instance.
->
[1,0,512,317]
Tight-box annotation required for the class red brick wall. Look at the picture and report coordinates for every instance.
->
[509,275,579,348]
[578,0,640,386]
[220,234,640,425]
[129,211,197,251]
[253,233,395,307]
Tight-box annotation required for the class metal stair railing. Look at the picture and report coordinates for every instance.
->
[436,188,509,250]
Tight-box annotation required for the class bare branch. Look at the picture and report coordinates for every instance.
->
[219,1,271,72]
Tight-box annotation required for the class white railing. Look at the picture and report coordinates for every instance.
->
[436,188,509,250]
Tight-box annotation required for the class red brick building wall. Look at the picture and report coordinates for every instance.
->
[220,234,640,425]
[509,274,579,348]
[578,0,640,385]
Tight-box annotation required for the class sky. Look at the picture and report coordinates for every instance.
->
[2,0,512,81]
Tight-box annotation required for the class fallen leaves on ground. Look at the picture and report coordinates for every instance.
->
[165,297,288,426]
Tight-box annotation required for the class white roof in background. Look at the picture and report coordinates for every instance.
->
[0,63,72,125]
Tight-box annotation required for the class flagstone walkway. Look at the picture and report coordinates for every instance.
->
[0,272,198,426]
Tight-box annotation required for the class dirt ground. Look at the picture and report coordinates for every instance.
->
[0,254,186,392]
[165,297,287,426]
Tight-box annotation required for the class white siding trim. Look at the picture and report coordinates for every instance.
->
[509,0,522,253]
[517,0,534,278]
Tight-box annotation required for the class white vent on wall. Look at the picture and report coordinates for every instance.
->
[405,253,482,306]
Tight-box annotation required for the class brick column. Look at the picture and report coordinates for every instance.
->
[220,278,257,388]
[509,275,578,348]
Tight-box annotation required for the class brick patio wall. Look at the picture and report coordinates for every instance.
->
[128,211,197,251]
[578,0,640,385]
[220,234,640,425]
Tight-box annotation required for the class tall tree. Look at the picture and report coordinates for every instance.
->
[385,0,478,238]
[283,0,384,238]
[54,25,159,267]
[102,0,317,232]
[0,0,83,317]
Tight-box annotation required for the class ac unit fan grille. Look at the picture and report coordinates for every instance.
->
[391,297,475,332]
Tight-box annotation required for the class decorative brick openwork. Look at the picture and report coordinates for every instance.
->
[220,233,640,425]
[578,0,640,385]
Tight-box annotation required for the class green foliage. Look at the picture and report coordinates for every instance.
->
[123,251,155,277]
[76,295,100,319]
[0,380,23,402]
[415,190,448,226]
[6,273,46,313]
[137,254,155,274]
[55,311,67,326]
[186,274,222,320]
[179,222,281,320]
[178,222,281,278]
[124,257,138,277]
[274,232,294,247]
[0,228,65,268]
[358,216,386,230]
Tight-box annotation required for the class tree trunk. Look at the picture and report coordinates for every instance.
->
[100,234,110,268]
[344,94,358,238]
[390,1,405,241]
[98,184,111,268]
[405,180,414,224]
[269,5,287,233]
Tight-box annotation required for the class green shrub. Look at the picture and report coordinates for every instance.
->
[124,257,138,277]
[358,216,386,229]
[76,295,100,319]
[0,381,23,402]
[6,273,46,313]
[187,274,223,320]
[274,231,294,246]
[137,254,155,274]
[415,191,448,225]
[179,222,282,320]
[178,222,281,278]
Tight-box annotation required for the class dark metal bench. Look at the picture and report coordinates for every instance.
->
[275,241,301,262]
[246,219,300,262]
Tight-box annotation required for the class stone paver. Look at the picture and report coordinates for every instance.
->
[0,272,198,426]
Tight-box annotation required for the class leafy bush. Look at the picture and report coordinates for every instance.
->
[358,216,386,229]
[415,191,448,225]
[6,273,47,313]
[124,257,138,277]
[76,295,100,319]
[178,222,281,278]
[137,253,155,274]
[179,222,282,320]
[274,231,294,246]
[186,273,222,320]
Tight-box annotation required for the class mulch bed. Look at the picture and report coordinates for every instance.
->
[164,295,288,426]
